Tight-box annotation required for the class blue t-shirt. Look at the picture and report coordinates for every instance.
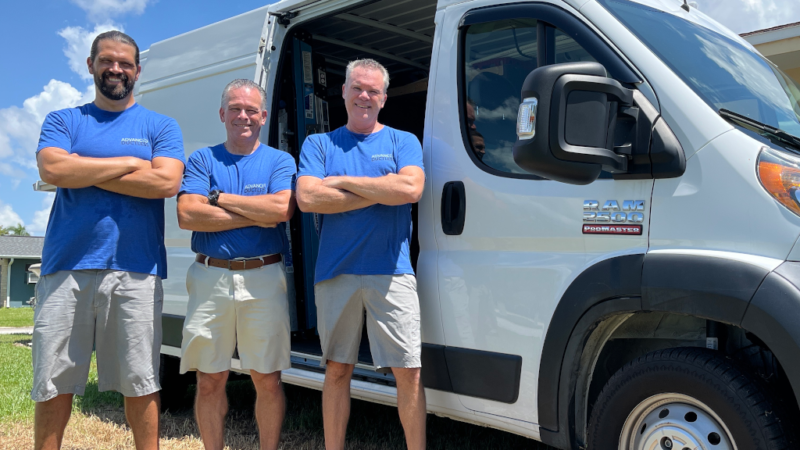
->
[36,102,186,279]
[298,126,424,284]
[180,143,296,259]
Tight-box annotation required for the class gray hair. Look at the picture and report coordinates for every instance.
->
[221,79,267,110]
[345,59,390,93]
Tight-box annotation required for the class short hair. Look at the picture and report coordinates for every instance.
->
[90,30,140,66]
[345,59,390,93]
[469,129,484,139]
[221,79,267,110]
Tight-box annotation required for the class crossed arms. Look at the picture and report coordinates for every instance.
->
[177,190,296,232]
[37,147,184,199]
[296,166,425,214]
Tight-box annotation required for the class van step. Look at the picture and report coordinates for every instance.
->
[290,354,396,387]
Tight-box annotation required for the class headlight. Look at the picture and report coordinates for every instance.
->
[758,146,800,216]
[516,97,538,140]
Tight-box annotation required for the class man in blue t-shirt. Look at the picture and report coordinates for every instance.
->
[177,79,296,450]
[297,59,426,450]
[33,31,185,450]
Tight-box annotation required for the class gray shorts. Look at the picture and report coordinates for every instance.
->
[31,270,163,402]
[315,274,421,374]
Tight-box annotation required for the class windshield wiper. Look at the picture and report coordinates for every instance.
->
[719,108,800,151]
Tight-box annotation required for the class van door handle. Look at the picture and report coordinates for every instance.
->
[441,181,466,235]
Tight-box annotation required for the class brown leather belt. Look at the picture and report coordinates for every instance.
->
[195,253,281,271]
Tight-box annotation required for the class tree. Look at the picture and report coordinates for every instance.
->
[0,224,29,236]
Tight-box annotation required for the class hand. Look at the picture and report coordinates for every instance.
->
[126,157,152,172]
[321,176,345,189]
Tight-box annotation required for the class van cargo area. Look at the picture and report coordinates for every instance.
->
[268,0,435,378]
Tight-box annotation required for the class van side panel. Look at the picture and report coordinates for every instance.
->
[138,6,268,85]
[650,132,800,261]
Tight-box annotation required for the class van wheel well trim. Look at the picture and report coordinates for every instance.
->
[537,253,785,449]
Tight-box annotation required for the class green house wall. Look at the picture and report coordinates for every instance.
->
[8,258,39,308]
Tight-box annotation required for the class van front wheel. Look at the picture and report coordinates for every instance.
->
[587,347,791,450]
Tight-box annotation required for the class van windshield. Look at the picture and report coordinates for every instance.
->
[600,0,800,137]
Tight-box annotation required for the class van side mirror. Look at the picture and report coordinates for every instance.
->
[512,62,685,184]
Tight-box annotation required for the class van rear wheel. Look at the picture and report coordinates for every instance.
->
[159,354,191,412]
[587,347,791,450]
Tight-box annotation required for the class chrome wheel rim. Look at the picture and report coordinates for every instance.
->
[619,393,736,450]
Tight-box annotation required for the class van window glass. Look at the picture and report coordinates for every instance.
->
[464,19,538,174]
[554,29,597,64]
[600,0,800,136]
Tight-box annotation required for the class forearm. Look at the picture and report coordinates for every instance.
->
[297,184,375,214]
[95,168,180,199]
[178,201,259,232]
[335,174,420,206]
[217,192,293,223]
[38,152,141,189]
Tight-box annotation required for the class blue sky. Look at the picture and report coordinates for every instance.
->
[0,0,799,235]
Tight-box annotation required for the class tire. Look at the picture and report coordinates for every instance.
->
[158,354,192,412]
[587,347,792,450]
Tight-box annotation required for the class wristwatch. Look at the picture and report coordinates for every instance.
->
[207,189,222,207]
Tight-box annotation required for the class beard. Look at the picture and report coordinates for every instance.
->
[94,70,135,101]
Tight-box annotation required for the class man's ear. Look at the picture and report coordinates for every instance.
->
[219,107,225,122]
[87,57,94,75]
[260,109,268,125]
[342,83,346,100]
[134,64,142,82]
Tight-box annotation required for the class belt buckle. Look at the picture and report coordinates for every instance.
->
[229,259,248,270]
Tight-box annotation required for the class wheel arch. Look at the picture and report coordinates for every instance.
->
[741,262,800,416]
[537,252,795,449]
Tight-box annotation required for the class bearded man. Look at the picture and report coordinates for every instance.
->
[33,30,185,450]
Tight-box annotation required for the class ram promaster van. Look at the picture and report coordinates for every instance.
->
[126,0,800,448]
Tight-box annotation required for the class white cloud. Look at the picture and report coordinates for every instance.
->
[0,201,24,228]
[70,0,152,23]
[28,193,55,236]
[697,0,800,34]
[58,23,121,80]
[0,80,94,176]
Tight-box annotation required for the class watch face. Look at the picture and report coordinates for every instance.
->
[208,190,220,206]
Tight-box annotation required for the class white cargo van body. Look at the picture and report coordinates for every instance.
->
[139,0,800,448]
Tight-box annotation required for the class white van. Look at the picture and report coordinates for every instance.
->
[132,0,800,448]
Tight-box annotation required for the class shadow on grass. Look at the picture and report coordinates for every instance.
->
[76,378,553,450]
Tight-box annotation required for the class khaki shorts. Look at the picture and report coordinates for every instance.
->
[180,260,291,375]
[315,274,421,374]
[31,270,163,402]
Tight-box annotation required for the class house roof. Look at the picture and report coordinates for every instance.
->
[741,21,800,47]
[0,236,44,258]
[741,21,800,38]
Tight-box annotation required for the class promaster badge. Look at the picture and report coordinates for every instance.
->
[583,200,645,235]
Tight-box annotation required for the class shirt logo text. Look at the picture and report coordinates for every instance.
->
[244,183,267,194]
[121,138,150,146]
[371,154,392,161]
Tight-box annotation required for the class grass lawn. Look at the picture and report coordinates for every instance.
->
[0,334,554,449]
[0,334,122,424]
[0,335,36,422]
[0,308,34,328]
